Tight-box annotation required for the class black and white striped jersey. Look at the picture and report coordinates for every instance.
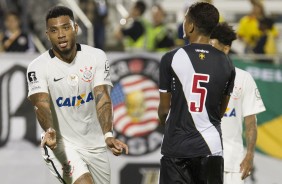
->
[159,43,235,158]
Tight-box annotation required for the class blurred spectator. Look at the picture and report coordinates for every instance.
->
[237,0,279,53]
[0,11,35,52]
[253,17,277,63]
[114,1,150,51]
[94,0,108,50]
[148,4,175,52]
[253,17,277,55]
[80,0,108,50]
[0,4,4,31]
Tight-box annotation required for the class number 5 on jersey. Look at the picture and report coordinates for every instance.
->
[189,73,210,113]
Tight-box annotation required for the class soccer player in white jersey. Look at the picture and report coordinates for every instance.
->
[26,6,128,184]
[210,22,266,184]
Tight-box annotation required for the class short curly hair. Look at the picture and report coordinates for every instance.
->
[46,6,74,24]
[186,2,219,36]
[210,22,237,46]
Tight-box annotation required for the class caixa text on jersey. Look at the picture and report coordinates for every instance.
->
[56,92,94,107]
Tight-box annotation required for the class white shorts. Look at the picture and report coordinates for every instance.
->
[224,171,244,184]
[42,141,110,184]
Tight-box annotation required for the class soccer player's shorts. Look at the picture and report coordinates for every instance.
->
[159,155,223,184]
[224,171,244,184]
[41,141,110,184]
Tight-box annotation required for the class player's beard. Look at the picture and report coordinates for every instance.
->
[53,38,76,57]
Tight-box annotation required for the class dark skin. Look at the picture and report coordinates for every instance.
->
[210,38,256,179]
[29,15,128,184]
[240,115,257,179]
[158,11,230,124]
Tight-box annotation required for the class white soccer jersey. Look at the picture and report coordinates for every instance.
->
[27,44,112,151]
[221,68,265,172]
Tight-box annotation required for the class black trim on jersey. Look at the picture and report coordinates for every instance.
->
[76,43,81,51]
[48,43,82,58]
[44,146,67,184]
[49,49,55,58]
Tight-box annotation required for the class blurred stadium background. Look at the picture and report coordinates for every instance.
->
[0,0,281,184]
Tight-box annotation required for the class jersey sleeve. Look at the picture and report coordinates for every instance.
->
[242,73,266,117]
[223,62,236,96]
[92,50,113,88]
[159,52,172,93]
[26,60,49,97]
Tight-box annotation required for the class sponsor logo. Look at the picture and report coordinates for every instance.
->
[246,66,282,83]
[28,71,37,83]
[53,77,64,82]
[110,57,163,156]
[56,92,94,107]
[104,60,110,80]
[195,49,209,53]
[224,107,236,117]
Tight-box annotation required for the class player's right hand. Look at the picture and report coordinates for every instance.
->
[41,128,57,150]
[105,137,129,156]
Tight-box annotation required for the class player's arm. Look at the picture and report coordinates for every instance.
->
[94,85,128,155]
[221,63,236,118]
[240,114,257,180]
[158,52,173,125]
[158,92,171,125]
[220,95,230,118]
[29,93,56,150]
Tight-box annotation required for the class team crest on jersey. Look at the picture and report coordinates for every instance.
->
[110,56,163,156]
[255,88,262,100]
[199,53,205,60]
[232,86,242,100]
[80,66,94,82]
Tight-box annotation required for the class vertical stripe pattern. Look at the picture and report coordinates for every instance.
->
[171,48,222,154]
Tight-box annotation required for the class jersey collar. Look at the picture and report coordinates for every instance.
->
[48,43,82,58]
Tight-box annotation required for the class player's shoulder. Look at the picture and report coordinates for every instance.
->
[80,44,106,56]
[160,47,180,63]
[28,50,50,69]
[184,43,226,56]
[235,67,252,77]
[235,67,255,82]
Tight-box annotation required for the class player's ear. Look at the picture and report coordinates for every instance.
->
[46,31,50,41]
[189,22,194,33]
[223,45,231,55]
[74,23,79,34]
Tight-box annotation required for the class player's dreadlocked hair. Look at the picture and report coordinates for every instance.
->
[186,2,219,36]
[210,22,237,46]
[45,6,75,24]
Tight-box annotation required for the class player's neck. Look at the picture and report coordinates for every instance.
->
[189,35,210,44]
[53,46,77,64]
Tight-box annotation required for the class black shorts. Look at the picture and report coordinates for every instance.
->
[159,155,223,184]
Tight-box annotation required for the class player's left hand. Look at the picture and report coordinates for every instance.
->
[240,153,254,180]
[105,137,129,156]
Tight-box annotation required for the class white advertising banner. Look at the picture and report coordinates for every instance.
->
[0,53,281,184]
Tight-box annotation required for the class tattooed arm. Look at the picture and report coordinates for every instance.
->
[94,85,113,134]
[29,93,56,150]
[240,114,257,179]
[94,85,128,155]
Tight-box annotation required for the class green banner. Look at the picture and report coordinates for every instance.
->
[233,59,282,159]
